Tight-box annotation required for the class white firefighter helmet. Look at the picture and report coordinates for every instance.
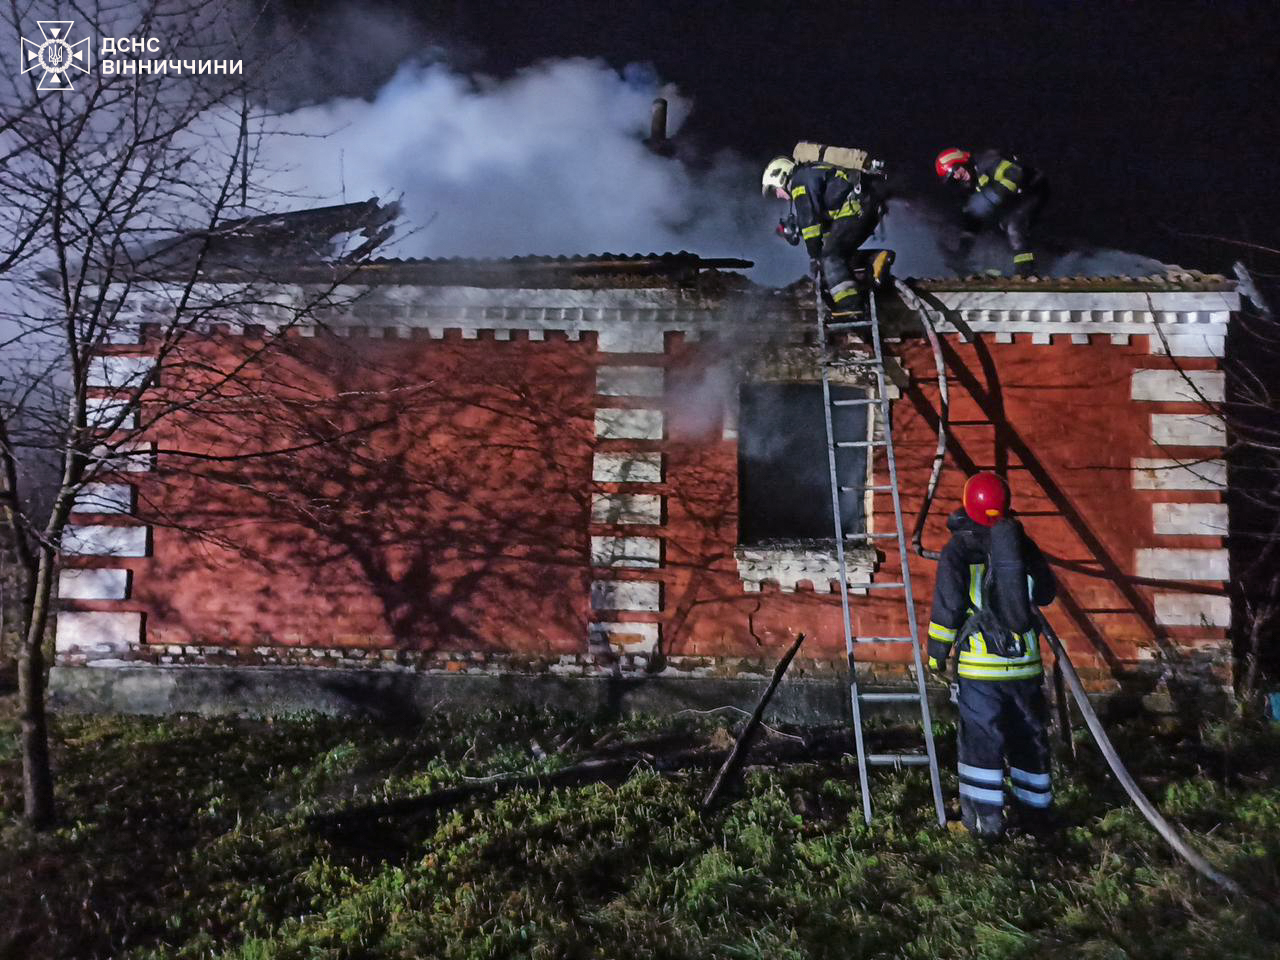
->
[761,156,795,197]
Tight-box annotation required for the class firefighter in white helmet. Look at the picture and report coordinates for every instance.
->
[762,154,886,307]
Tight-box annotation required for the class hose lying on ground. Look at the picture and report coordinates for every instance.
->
[1035,612,1246,897]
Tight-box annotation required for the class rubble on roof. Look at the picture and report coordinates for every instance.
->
[131,198,401,278]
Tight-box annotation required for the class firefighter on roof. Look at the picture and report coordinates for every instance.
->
[926,472,1058,837]
[762,155,886,305]
[935,148,1049,277]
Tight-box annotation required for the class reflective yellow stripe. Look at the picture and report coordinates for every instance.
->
[801,224,822,239]
[968,564,984,607]
[832,287,859,302]
[1013,252,1035,263]
[790,185,807,199]
[939,149,967,167]
[928,621,957,642]
[960,645,1039,667]
[994,160,1019,192]
[978,174,990,188]
[969,631,987,657]
[958,660,1044,681]
[831,198,863,219]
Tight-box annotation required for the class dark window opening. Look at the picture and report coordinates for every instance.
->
[737,383,868,545]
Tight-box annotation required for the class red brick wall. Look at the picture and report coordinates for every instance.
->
[128,330,598,655]
[64,324,1229,690]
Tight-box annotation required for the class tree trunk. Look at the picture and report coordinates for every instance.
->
[19,551,56,828]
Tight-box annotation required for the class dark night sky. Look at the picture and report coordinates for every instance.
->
[278,0,1278,273]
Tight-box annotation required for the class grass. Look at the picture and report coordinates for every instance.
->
[1,697,1278,959]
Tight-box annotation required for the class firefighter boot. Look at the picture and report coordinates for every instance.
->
[961,797,1005,839]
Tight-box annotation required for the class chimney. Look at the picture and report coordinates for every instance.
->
[643,98,675,157]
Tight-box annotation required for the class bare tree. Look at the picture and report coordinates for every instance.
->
[0,0,394,826]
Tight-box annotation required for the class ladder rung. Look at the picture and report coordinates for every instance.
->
[826,358,881,367]
[830,397,878,407]
[863,581,905,590]
[825,320,874,331]
[866,484,895,492]
[829,310,863,318]
[853,636,915,644]
[859,692,921,703]
[834,440,886,449]
[866,754,932,767]
[842,529,898,538]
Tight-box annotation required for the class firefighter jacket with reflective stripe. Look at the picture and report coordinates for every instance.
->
[963,150,1040,221]
[788,163,870,260]
[927,510,1057,681]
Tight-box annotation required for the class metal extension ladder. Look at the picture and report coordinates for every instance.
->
[815,271,947,827]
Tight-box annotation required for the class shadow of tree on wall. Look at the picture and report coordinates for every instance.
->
[899,291,1229,703]
[135,330,597,654]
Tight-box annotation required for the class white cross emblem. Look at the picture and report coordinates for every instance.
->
[20,21,91,91]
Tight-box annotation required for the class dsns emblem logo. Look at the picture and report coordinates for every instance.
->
[20,21,91,91]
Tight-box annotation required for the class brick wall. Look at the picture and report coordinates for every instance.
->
[53,286,1233,696]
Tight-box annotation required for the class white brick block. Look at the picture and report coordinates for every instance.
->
[1131,458,1226,490]
[1149,413,1225,447]
[590,580,661,612]
[590,493,663,525]
[1130,369,1224,403]
[58,568,130,600]
[592,452,663,483]
[62,524,149,557]
[88,355,154,389]
[594,408,664,440]
[1135,548,1229,581]
[1153,593,1231,627]
[1149,333,1225,358]
[596,366,665,397]
[91,441,155,473]
[85,396,138,430]
[1152,502,1228,536]
[588,621,660,654]
[56,610,143,653]
[72,483,135,514]
[597,327,666,353]
[591,535,662,568]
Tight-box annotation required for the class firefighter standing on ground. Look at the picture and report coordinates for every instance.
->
[762,155,887,306]
[926,472,1058,837]
[935,148,1049,277]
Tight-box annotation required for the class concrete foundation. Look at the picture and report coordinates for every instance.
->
[50,664,882,724]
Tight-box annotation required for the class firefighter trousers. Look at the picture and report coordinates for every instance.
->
[820,213,879,304]
[956,676,1052,834]
[956,177,1049,277]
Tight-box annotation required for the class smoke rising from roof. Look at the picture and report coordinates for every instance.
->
[260,58,797,283]
[259,52,1167,284]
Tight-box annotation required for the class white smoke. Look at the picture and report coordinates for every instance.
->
[258,58,800,284]
[256,55,1167,285]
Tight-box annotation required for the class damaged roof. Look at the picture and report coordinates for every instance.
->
[133,200,1232,294]
[129,198,401,278]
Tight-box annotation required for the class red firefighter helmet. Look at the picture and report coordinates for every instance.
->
[935,148,972,180]
[963,472,1010,526]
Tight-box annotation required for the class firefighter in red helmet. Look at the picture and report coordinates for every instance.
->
[926,472,1059,837]
[936,147,1049,278]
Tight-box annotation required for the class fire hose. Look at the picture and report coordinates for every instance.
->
[890,279,1247,897]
